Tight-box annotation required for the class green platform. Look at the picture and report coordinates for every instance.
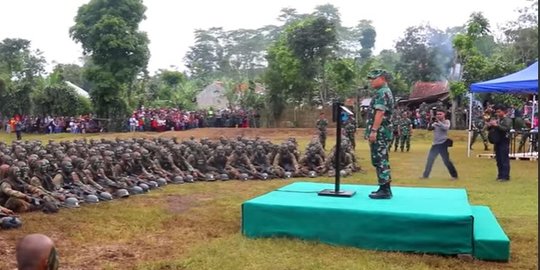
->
[241,182,510,261]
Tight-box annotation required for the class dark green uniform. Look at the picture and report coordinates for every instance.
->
[344,119,357,150]
[390,115,400,151]
[365,84,394,185]
[316,118,328,150]
[398,118,412,152]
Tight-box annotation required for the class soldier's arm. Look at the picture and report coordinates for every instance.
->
[30,176,43,188]
[298,156,307,166]
[0,182,29,200]
[165,156,181,172]
[25,183,47,196]
[83,169,103,190]
[244,155,257,172]
[70,172,85,186]
[291,153,299,170]
[272,154,280,167]
[206,156,215,166]
[52,174,64,188]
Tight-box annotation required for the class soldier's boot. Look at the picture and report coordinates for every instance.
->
[368,182,392,199]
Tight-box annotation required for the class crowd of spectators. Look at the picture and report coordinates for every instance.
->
[1,115,103,134]
[0,107,263,136]
[126,107,262,132]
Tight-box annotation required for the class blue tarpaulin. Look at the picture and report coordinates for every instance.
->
[470,61,538,94]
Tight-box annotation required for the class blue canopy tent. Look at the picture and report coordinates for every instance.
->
[467,61,538,157]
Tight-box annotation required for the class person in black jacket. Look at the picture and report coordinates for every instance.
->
[487,104,513,181]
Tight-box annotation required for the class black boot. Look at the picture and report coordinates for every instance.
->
[370,185,382,194]
[369,183,392,199]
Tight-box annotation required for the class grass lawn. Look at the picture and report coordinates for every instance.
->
[0,129,537,270]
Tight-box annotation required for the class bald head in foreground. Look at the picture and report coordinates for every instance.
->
[16,234,58,270]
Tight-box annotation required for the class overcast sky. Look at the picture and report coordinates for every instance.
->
[0,0,530,74]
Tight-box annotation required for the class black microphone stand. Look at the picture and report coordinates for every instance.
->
[318,101,356,197]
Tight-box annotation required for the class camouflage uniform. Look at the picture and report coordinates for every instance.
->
[398,117,412,152]
[389,114,400,151]
[316,117,328,150]
[1,167,47,212]
[299,147,325,176]
[250,145,275,179]
[272,145,300,178]
[470,115,489,151]
[206,146,230,178]
[365,70,394,186]
[226,145,257,179]
[344,118,357,150]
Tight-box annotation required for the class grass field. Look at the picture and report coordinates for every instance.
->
[0,128,537,270]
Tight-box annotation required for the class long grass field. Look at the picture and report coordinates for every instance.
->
[0,128,536,270]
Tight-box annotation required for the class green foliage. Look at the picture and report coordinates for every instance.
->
[70,0,149,125]
[0,38,46,116]
[490,94,525,107]
[143,71,199,110]
[449,81,467,99]
[33,83,81,116]
[325,58,356,97]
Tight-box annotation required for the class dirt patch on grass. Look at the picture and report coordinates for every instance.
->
[165,194,214,214]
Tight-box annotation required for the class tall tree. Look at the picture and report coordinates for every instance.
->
[502,0,538,65]
[70,0,149,128]
[395,25,454,84]
[0,38,45,116]
[357,20,377,61]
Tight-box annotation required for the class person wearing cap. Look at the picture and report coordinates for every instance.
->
[364,69,394,199]
[316,112,328,150]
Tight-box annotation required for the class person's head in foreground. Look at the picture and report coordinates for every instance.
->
[16,234,58,270]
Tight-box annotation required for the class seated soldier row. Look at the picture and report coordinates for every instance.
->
[0,135,361,229]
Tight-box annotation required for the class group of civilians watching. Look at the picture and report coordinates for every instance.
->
[127,107,262,132]
[2,115,102,135]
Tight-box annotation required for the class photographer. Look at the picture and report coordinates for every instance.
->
[420,109,458,180]
[487,104,512,181]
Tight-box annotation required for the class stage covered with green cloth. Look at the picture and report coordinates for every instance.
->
[241,182,509,261]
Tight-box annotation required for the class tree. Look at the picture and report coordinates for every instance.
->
[357,20,377,61]
[502,0,538,65]
[51,63,89,89]
[70,0,150,129]
[0,38,46,116]
[395,25,455,85]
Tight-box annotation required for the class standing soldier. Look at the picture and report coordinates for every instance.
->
[364,69,394,199]
[398,111,413,152]
[390,112,400,151]
[470,113,489,151]
[316,113,328,150]
[344,117,357,150]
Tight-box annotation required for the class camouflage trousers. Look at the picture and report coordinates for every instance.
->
[319,132,327,149]
[389,131,399,149]
[398,134,411,151]
[370,136,392,185]
[346,134,356,149]
[470,130,488,149]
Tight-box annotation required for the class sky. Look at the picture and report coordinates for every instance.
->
[0,0,530,74]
